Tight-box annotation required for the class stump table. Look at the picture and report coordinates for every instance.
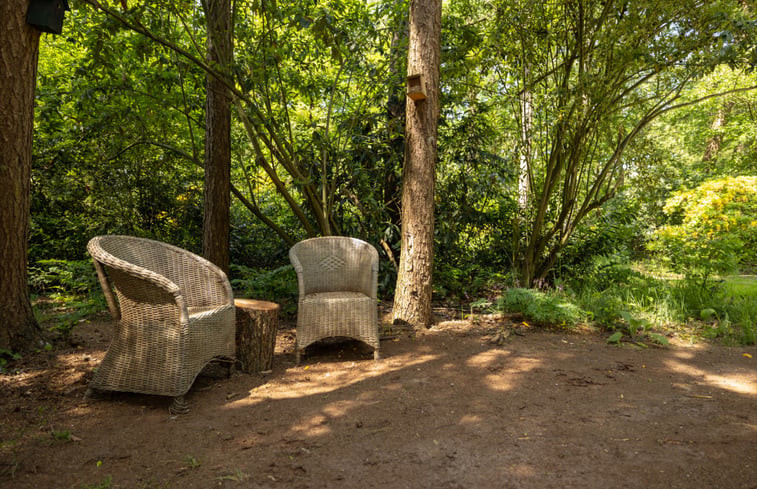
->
[234,299,280,374]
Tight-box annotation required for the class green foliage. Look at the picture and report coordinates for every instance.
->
[28,259,98,294]
[571,256,757,345]
[0,348,22,374]
[184,455,201,469]
[50,430,73,443]
[477,0,757,286]
[33,10,206,261]
[557,194,645,281]
[230,265,298,315]
[495,288,587,328]
[24,0,757,340]
[605,311,670,346]
[649,176,757,283]
[28,260,106,339]
[433,264,506,302]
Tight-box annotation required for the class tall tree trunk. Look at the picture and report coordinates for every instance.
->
[514,75,533,286]
[203,0,233,274]
[0,1,42,350]
[392,0,442,329]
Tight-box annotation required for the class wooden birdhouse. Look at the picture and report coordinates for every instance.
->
[406,74,427,101]
[26,0,70,35]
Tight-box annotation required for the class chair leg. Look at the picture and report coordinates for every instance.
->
[169,395,190,415]
[374,349,380,360]
[295,350,301,365]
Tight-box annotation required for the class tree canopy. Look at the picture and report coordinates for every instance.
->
[21,0,757,310]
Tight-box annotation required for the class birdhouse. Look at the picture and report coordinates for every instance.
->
[406,74,427,101]
[26,0,70,35]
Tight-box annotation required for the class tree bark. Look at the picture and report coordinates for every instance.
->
[514,67,533,286]
[0,1,42,351]
[203,0,233,274]
[392,0,442,329]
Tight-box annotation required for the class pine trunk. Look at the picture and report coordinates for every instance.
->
[0,0,42,350]
[392,0,442,329]
[203,0,233,274]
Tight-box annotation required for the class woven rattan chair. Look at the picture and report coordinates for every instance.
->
[86,235,236,413]
[289,237,380,363]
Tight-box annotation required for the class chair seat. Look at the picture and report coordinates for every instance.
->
[301,291,369,304]
[298,292,376,349]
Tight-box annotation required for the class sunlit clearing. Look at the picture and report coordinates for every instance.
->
[225,352,439,409]
[664,360,757,396]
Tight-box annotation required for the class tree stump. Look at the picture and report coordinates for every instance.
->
[234,299,279,374]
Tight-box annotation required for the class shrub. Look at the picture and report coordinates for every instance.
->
[649,176,757,284]
[28,259,98,294]
[230,264,298,315]
[495,288,587,327]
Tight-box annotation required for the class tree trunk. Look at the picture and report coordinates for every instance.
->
[203,0,233,274]
[392,0,442,329]
[0,0,42,351]
[513,74,533,286]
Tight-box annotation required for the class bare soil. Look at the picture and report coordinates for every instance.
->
[2,307,756,489]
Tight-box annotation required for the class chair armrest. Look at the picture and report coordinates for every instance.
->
[289,249,307,300]
[96,260,189,326]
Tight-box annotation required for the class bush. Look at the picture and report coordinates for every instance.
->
[29,259,106,340]
[649,176,757,284]
[28,259,99,294]
[495,288,587,328]
[230,264,298,315]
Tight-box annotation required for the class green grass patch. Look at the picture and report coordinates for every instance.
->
[571,263,757,345]
[724,275,757,295]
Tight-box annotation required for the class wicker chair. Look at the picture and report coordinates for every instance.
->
[289,237,380,363]
[86,235,236,413]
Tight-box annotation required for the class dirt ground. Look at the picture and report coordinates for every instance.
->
[2,306,756,489]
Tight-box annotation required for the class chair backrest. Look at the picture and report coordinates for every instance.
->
[289,237,378,297]
[88,235,231,311]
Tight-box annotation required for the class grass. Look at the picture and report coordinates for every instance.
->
[724,275,757,295]
[484,263,757,346]
[572,267,756,345]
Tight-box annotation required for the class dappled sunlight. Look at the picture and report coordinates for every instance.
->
[465,349,512,367]
[466,349,544,391]
[508,463,537,478]
[664,359,757,396]
[224,351,439,409]
[322,400,358,418]
[289,413,332,437]
[0,350,95,393]
[458,414,482,425]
